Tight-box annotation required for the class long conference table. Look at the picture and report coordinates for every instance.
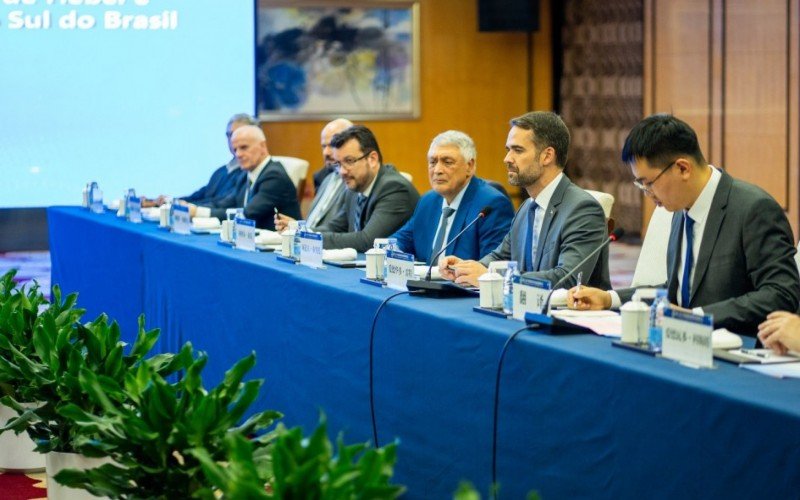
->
[48,206,800,499]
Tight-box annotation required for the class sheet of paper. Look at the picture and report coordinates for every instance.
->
[550,309,622,337]
[729,349,800,364]
[742,362,800,379]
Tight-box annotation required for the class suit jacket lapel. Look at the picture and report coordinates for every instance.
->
[445,177,478,254]
[534,176,568,270]
[690,171,731,301]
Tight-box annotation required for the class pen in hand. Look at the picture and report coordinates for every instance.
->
[573,271,583,308]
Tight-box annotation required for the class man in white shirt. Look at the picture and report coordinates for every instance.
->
[570,114,799,335]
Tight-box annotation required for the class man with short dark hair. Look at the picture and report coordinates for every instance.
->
[570,114,800,335]
[391,130,514,264]
[440,111,610,289]
[313,125,419,252]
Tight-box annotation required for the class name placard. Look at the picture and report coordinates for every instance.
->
[512,276,551,321]
[172,205,191,235]
[127,196,142,223]
[234,217,256,252]
[661,308,714,368]
[299,230,324,268]
[385,250,415,290]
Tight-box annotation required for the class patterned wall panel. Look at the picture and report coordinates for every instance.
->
[559,0,644,235]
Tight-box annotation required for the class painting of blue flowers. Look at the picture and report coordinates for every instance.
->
[256,1,420,121]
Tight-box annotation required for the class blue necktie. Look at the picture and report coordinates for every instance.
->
[522,201,538,273]
[429,207,456,264]
[354,194,368,231]
[680,212,695,308]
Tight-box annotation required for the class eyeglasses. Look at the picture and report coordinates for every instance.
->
[632,160,676,192]
[333,152,370,170]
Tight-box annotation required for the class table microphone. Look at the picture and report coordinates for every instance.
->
[540,227,625,313]
[406,206,493,297]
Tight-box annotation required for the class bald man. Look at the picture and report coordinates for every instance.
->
[189,125,301,230]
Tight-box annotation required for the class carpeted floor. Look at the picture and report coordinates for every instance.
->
[0,243,641,498]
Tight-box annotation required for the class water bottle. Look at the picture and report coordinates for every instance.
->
[292,220,306,259]
[383,237,398,279]
[648,289,668,351]
[125,188,136,219]
[502,261,519,315]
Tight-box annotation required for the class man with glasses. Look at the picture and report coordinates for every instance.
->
[390,130,514,264]
[275,118,353,231]
[569,114,799,336]
[439,111,611,289]
[300,125,419,252]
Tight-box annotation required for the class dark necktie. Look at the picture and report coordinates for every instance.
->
[354,194,368,231]
[522,201,539,273]
[429,207,456,264]
[680,212,695,308]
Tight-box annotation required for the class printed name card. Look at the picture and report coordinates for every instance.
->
[127,196,142,223]
[661,308,714,368]
[172,205,191,235]
[512,276,551,321]
[385,250,415,290]
[299,231,324,268]
[234,217,256,252]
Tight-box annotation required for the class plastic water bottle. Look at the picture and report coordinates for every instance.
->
[648,289,668,350]
[292,220,306,259]
[502,261,519,315]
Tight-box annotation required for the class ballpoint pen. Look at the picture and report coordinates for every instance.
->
[573,271,583,308]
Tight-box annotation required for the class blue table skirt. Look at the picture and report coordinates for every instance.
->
[48,207,800,499]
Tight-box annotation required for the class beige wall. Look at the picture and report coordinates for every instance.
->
[261,0,553,208]
[644,0,800,236]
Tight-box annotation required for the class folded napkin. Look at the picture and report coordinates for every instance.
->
[192,217,221,229]
[712,328,743,349]
[255,230,282,245]
[323,248,357,262]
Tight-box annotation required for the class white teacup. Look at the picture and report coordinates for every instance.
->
[620,301,650,343]
[220,220,234,242]
[478,272,504,309]
[281,230,295,257]
[365,248,386,280]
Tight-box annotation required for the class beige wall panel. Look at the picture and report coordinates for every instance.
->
[724,0,788,207]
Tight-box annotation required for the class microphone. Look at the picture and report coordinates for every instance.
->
[407,206,493,297]
[540,227,625,313]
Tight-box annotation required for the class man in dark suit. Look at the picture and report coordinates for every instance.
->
[312,125,420,253]
[188,125,300,230]
[570,114,800,335]
[440,111,610,289]
[390,130,514,264]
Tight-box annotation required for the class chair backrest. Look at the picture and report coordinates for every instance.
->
[273,156,310,200]
[795,240,800,277]
[631,205,673,287]
[585,189,615,233]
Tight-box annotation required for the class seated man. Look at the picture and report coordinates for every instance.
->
[391,130,514,264]
[188,125,301,230]
[310,125,419,253]
[440,111,610,289]
[147,113,256,208]
[570,114,800,336]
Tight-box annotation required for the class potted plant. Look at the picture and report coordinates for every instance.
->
[53,349,282,499]
[0,270,83,472]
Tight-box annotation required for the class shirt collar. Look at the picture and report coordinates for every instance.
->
[441,178,471,211]
[247,156,271,185]
[531,172,563,209]
[687,165,721,224]
[225,157,241,174]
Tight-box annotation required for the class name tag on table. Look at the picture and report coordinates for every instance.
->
[385,250,415,290]
[234,217,256,252]
[512,276,551,321]
[172,205,191,235]
[661,308,714,368]
[299,230,324,268]
[127,196,142,223]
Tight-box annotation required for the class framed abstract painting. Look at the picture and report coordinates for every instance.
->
[255,0,420,121]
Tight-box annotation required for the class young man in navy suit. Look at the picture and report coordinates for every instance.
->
[390,130,514,264]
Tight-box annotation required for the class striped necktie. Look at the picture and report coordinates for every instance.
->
[354,194,368,231]
[429,207,456,264]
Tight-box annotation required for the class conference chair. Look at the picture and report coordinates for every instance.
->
[585,189,616,233]
[630,205,673,287]
[400,171,414,183]
[273,156,310,201]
